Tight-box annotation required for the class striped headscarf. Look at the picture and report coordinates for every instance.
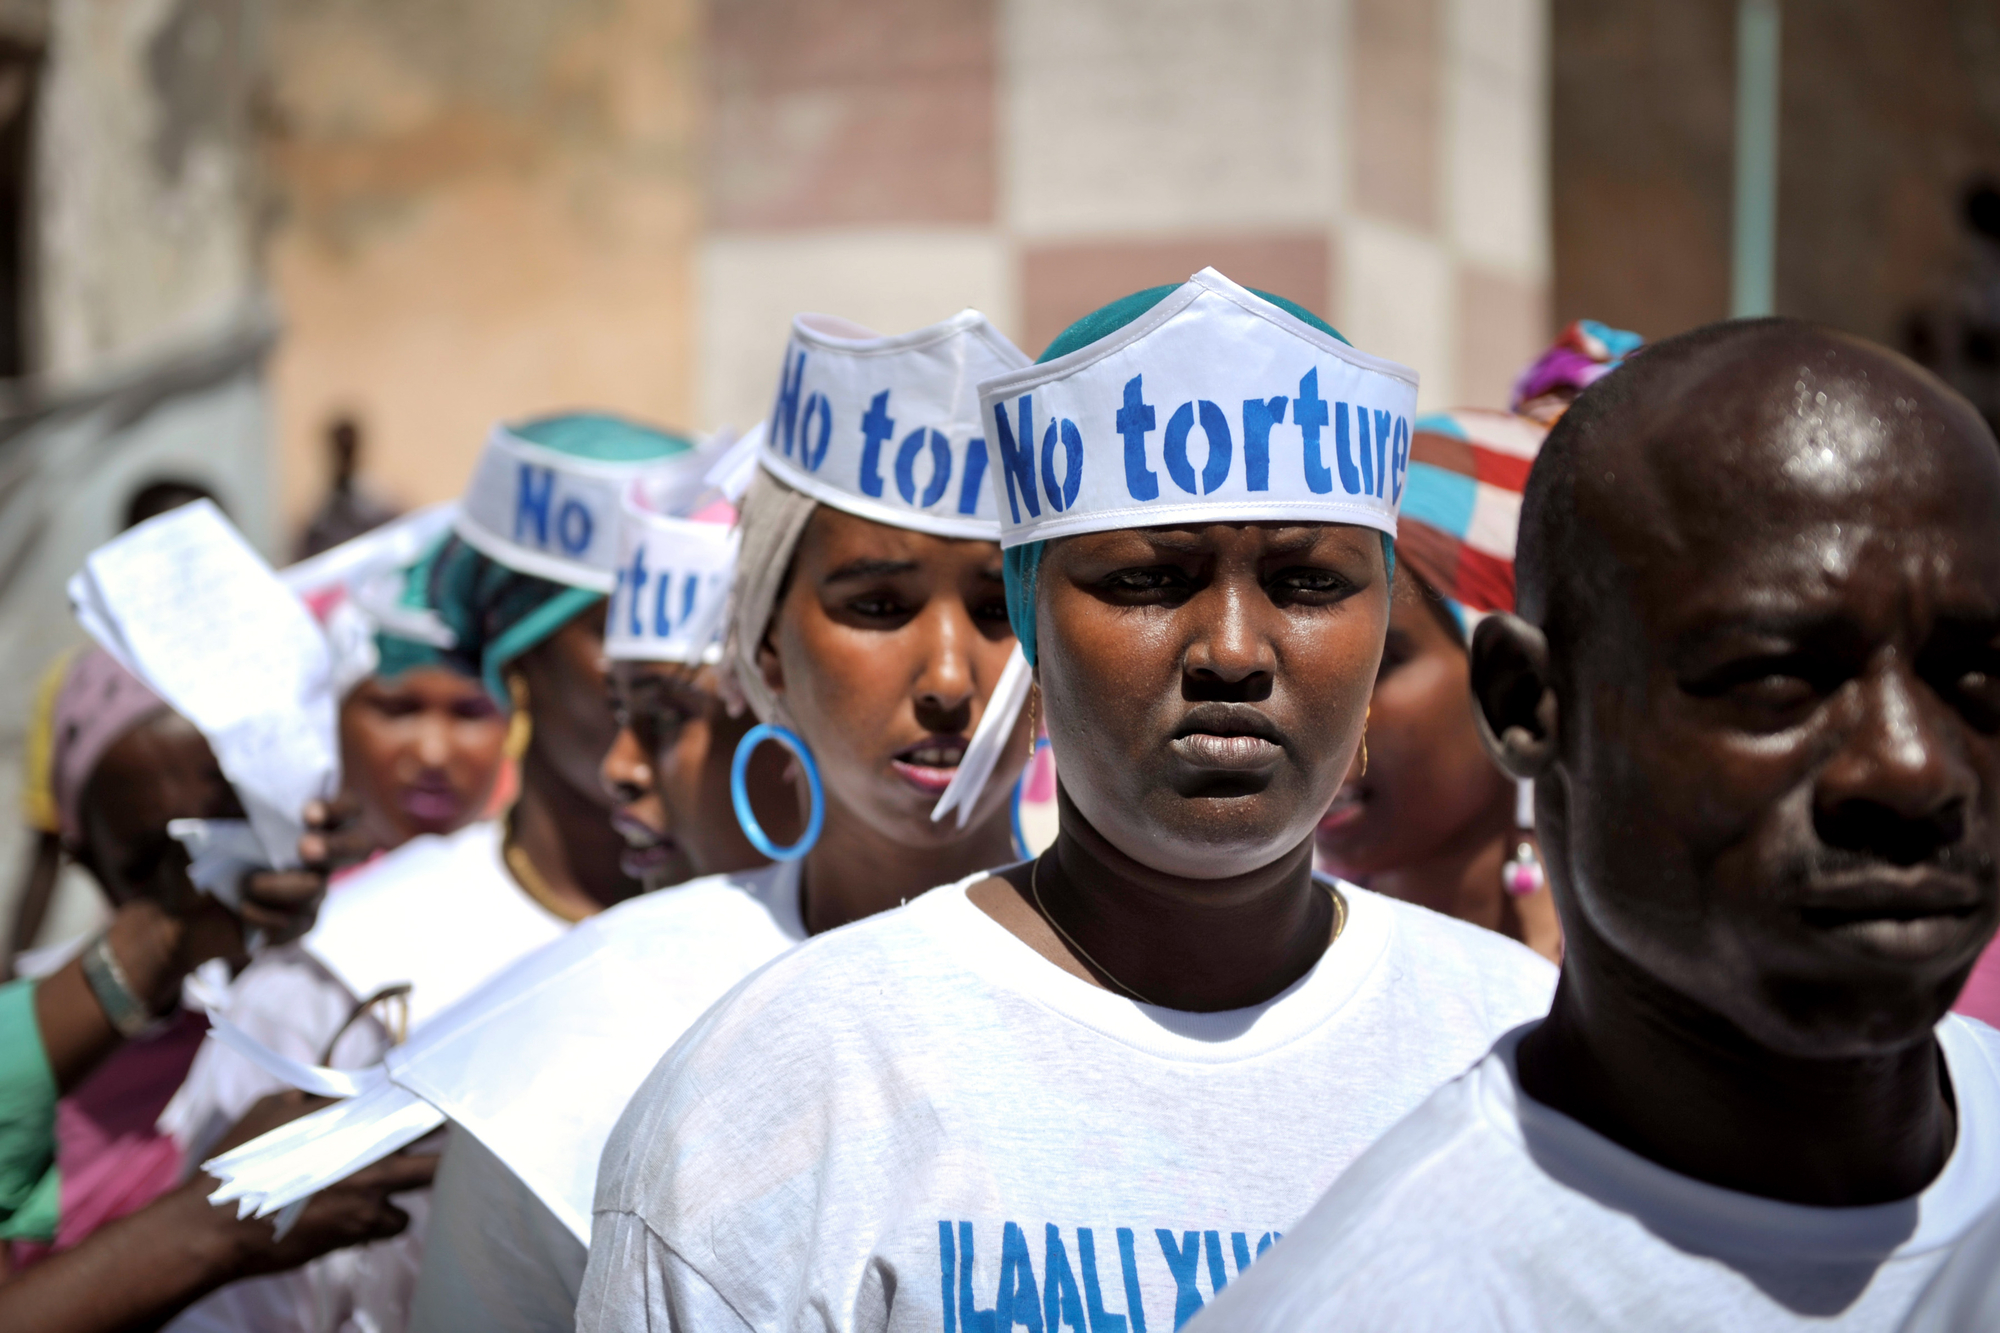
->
[1397,409,1544,636]
[1402,321,1642,636]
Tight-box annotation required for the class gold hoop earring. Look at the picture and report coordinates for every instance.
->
[504,673,533,761]
[1358,704,1370,778]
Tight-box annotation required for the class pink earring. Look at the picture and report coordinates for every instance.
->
[1502,841,1545,897]
[1502,779,1545,898]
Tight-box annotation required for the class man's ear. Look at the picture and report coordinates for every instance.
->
[1469,612,1558,779]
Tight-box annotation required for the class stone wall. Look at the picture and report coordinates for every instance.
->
[1551,0,2000,346]
[36,0,263,388]
[262,0,1556,524]
[701,0,1552,438]
[260,0,704,529]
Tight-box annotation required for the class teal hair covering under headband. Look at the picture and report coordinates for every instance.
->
[1001,287,1393,665]
[509,412,695,464]
[373,534,456,682]
[389,534,600,703]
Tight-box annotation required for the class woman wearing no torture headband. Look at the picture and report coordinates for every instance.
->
[208,309,1040,1333]
[163,414,697,1333]
[578,269,1558,1333]
[403,479,781,1333]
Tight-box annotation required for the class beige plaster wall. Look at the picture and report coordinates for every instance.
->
[261,0,1549,524]
[701,0,1550,429]
[36,0,262,386]
[261,0,704,531]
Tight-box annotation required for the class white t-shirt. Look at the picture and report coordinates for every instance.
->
[407,863,805,1333]
[162,821,570,1333]
[1189,1016,2000,1333]
[577,878,1557,1332]
[1898,1193,2000,1331]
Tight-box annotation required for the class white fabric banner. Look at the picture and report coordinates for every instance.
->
[976,268,1419,548]
[759,310,1029,539]
[604,488,738,665]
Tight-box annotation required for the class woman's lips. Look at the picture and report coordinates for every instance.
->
[1169,732,1283,769]
[1170,704,1287,771]
[398,783,465,827]
[611,810,676,879]
[620,842,676,879]
[892,736,968,794]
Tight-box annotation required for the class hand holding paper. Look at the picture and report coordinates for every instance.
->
[70,500,341,875]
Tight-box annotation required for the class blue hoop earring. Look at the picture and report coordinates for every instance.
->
[732,723,824,861]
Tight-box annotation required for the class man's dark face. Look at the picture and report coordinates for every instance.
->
[1558,337,2000,1059]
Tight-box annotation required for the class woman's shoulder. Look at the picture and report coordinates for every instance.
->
[688,878,968,1020]
[714,869,986,988]
[357,819,499,877]
[598,880,991,1176]
[317,821,502,917]
[590,862,804,951]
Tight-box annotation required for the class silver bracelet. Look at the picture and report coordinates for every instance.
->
[79,932,155,1038]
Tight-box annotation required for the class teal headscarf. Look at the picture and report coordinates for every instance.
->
[377,413,694,701]
[1002,287,1393,665]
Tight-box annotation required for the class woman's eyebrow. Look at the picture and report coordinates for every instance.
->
[822,557,919,583]
[1258,531,1327,557]
[1136,531,1206,555]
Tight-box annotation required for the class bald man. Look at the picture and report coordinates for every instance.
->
[1187,320,2000,1332]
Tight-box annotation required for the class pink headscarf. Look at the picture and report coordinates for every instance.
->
[1509,319,1644,420]
[50,648,168,845]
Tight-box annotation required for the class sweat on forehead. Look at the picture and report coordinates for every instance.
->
[1517,317,2000,639]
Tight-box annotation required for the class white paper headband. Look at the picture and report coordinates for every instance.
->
[759,310,1030,538]
[975,268,1420,548]
[604,485,738,665]
[456,425,705,592]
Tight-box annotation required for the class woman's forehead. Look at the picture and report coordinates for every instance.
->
[801,504,1003,565]
[1053,522,1361,556]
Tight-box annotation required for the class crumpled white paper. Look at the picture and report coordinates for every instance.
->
[69,500,339,873]
[165,817,262,910]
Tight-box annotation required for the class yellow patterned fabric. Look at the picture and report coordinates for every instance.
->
[20,649,77,835]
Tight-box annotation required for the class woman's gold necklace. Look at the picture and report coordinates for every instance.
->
[502,810,594,923]
[1028,854,1346,1008]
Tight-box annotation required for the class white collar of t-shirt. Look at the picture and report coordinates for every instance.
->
[1480,1015,2000,1262]
[900,876,1392,1064]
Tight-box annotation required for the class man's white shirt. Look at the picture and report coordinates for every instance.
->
[1190,1016,2000,1333]
[577,878,1558,1332]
